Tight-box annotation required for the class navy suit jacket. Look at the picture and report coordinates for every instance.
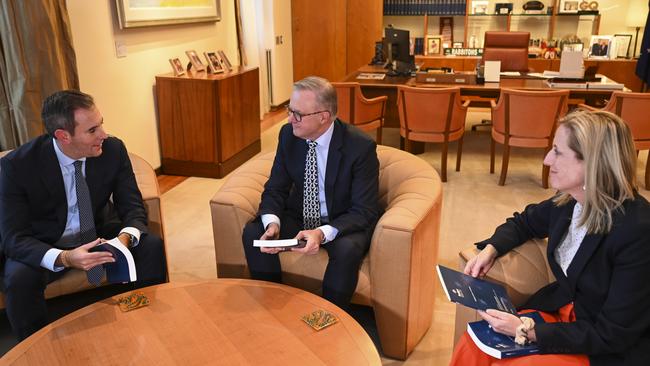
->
[259,120,380,236]
[0,135,147,270]
[477,195,650,366]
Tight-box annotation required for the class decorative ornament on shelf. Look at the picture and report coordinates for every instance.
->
[523,1,544,14]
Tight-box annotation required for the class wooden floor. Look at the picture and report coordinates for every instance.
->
[157,108,286,194]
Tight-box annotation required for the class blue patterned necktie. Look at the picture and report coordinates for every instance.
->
[74,161,104,285]
[303,141,321,230]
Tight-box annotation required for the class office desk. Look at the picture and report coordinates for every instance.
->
[345,66,624,129]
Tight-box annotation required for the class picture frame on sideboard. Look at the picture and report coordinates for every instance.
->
[425,35,443,55]
[169,58,185,76]
[613,34,633,59]
[204,51,225,74]
[185,50,206,72]
[217,50,233,71]
[588,35,612,59]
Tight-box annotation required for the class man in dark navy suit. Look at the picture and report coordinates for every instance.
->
[0,90,167,340]
[242,76,380,309]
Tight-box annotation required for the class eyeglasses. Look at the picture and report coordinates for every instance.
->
[286,106,329,122]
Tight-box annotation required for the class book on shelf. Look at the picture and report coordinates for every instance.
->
[467,311,545,359]
[436,264,517,314]
[89,237,137,284]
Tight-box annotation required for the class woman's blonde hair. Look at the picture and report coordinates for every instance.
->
[554,110,637,233]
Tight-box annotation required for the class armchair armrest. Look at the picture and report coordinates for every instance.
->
[577,103,598,111]
[128,153,164,240]
[453,238,554,345]
[210,152,274,278]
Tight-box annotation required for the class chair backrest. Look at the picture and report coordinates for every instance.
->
[603,91,650,149]
[482,31,530,72]
[333,82,355,124]
[492,88,569,145]
[332,82,385,127]
[397,86,465,138]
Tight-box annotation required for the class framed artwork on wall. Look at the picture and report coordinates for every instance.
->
[185,50,206,72]
[115,0,221,29]
[425,35,443,55]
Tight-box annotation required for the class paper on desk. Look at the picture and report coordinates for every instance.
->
[529,72,553,79]
[500,71,521,76]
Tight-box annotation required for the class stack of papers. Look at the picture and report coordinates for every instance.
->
[356,73,386,80]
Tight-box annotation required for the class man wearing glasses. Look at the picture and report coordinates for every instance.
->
[241,76,380,310]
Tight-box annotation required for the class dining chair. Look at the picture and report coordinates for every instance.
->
[490,88,569,187]
[397,85,469,182]
[472,31,531,131]
[331,82,387,144]
[579,91,650,189]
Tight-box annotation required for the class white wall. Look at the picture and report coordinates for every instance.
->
[66,0,240,168]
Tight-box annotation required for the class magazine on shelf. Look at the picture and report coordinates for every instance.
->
[467,312,545,359]
[436,264,517,314]
[89,237,137,283]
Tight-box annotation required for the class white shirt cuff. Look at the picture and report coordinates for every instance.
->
[120,227,141,247]
[261,214,281,231]
[318,225,338,244]
[41,248,65,272]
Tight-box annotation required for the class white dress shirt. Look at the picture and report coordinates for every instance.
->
[262,122,339,243]
[40,141,141,271]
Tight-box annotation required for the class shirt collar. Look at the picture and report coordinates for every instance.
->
[52,138,86,167]
[311,121,335,148]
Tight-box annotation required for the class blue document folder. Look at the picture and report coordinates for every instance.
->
[90,238,137,284]
[436,264,516,314]
[467,312,544,359]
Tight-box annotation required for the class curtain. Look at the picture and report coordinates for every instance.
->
[234,0,247,66]
[0,0,79,150]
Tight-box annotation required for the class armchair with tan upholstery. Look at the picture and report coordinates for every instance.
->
[210,145,442,360]
[453,239,555,345]
[0,151,166,309]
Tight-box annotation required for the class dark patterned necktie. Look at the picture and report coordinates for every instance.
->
[303,141,321,230]
[74,161,104,285]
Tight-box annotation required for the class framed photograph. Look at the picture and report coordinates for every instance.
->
[472,0,489,14]
[613,34,633,59]
[425,35,443,55]
[115,0,221,29]
[185,50,206,72]
[217,50,233,71]
[559,0,580,13]
[204,52,224,74]
[169,58,185,76]
[588,35,612,59]
[453,42,464,48]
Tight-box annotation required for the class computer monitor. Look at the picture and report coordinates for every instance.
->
[384,27,415,75]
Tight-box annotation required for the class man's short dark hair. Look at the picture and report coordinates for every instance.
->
[41,90,95,137]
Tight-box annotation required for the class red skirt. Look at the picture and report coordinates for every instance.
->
[449,303,590,366]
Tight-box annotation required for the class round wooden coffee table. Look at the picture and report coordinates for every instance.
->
[0,279,381,365]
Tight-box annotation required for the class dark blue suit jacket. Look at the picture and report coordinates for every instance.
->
[0,135,147,270]
[259,120,380,236]
[477,195,650,366]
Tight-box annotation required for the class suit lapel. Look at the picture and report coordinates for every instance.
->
[84,157,101,211]
[324,121,343,213]
[566,232,605,291]
[546,202,574,291]
[39,138,67,224]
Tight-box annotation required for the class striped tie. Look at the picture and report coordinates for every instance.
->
[74,161,104,285]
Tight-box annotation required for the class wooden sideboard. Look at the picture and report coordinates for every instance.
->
[156,67,260,178]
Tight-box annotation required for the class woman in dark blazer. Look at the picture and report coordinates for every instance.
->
[451,110,650,366]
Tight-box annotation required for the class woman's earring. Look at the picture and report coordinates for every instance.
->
[582,185,586,191]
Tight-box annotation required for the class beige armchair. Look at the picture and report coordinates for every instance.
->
[210,145,442,360]
[453,239,555,345]
[0,151,166,309]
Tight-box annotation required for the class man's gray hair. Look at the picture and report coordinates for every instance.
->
[293,76,337,118]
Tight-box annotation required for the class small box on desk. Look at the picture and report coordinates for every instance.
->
[415,72,477,85]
